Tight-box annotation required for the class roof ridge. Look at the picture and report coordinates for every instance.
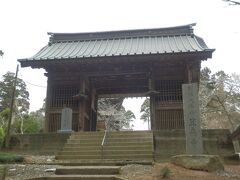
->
[48,23,196,44]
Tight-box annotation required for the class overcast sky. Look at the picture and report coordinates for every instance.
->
[0,0,240,124]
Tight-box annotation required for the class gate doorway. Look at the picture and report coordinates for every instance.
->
[97,97,150,131]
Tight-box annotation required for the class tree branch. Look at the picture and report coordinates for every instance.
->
[223,0,240,5]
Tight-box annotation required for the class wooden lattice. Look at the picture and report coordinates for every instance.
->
[155,80,183,102]
[50,85,79,108]
[48,113,60,132]
[155,110,184,129]
[154,80,184,129]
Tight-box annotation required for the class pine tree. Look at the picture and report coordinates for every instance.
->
[0,72,29,114]
[140,97,150,130]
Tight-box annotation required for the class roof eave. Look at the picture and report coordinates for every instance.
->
[18,50,214,69]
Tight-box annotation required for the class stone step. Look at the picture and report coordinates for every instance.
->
[56,154,152,160]
[106,141,153,146]
[55,166,120,175]
[107,137,152,142]
[69,134,103,138]
[103,154,153,160]
[103,150,152,155]
[67,138,151,144]
[108,132,152,137]
[66,140,102,145]
[59,150,152,156]
[73,131,150,134]
[28,175,125,180]
[69,137,103,141]
[63,145,152,151]
[64,142,152,148]
[58,151,101,156]
[56,155,102,160]
[108,131,151,134]
[70,133,152,139]
[51,160,153,166]
[73,132,105,134]
[62,146,101,150]
[64,144,101,148]
[64,142,100,146]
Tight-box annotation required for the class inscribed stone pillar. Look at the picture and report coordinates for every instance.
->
[58,107,73,133]
[182,83,203,154]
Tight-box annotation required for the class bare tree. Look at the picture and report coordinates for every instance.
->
[199,68,240,130]
[97,98,135,131]
[223,0,240,5]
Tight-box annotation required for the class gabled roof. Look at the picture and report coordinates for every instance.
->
[18,23,214,66]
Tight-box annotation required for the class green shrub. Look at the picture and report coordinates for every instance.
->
[0,128,5,146]
[160,166,171,178]
[0,152,24,163]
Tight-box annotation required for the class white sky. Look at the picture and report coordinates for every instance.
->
[0,0,240,129]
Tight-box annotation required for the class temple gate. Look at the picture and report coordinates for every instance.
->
[18,23,214,132]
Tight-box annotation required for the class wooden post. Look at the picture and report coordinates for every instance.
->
[89,88,96,131]
[186,64,192,83]
[44,74,51,132]
[149,71,154,131]
[78,78,86,131]
[5,65,19,148]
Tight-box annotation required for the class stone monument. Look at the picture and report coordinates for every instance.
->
[182,83,203,154]
[58,107,73,133]
[172,83,224,172]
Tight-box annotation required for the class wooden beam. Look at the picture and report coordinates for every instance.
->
[98,92,148,98]
[78,78,86,131]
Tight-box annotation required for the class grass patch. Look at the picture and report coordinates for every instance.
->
[0,152,24,163]
[160,166,171,178]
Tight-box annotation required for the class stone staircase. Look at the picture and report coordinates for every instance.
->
[103,131,153,160]
[55,132,104,160]
[55,131,153,161]
[28,166,125,180]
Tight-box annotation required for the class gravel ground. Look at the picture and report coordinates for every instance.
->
[121,164,153,179]
[3,156,240,180]
[121,163,240,180]
[6,164,62,180]
[5,155,61,180]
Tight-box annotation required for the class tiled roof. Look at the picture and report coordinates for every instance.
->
[19,24,214,62]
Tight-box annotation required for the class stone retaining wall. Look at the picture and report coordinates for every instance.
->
[8,129,235,159]
[154,129,235,162]
[8,133,71,155]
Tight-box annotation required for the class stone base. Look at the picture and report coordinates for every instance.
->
[57,130,74,133]
[171,154,224,172]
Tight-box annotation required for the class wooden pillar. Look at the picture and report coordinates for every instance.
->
[89,88,97,131]
[44,74,51,132]
[149,70,155,131]
[78,77,92,131]
[185,61,201,84]
[78,78,86,131]
[186,63,193,83]
[150,96,155,130]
